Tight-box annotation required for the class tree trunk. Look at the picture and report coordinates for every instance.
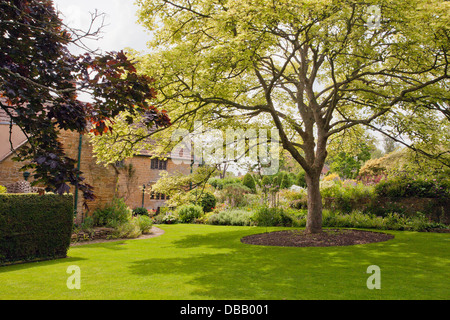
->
[305,172,323,234]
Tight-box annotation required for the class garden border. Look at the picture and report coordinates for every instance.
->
[70,226,165,246]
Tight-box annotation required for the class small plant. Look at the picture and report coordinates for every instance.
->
[252,206,293,231]
[111,219,141,239]
[0,185,6,193]
[80,216,94,232]
[161,213,178,224]
[133,207,149,216]
[176,204,203,223]
[92,197,131,227]
[136,215,153,234]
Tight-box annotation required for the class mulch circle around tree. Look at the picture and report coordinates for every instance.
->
[240,229,395,247]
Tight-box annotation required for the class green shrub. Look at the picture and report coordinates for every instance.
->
[161,213,178,224]
[111,218,141,239]
[0,185,6,193]
[176,204,203,223]
[208,177,241,190]
[252,206,293,227]
[189,190,217,212]
[281,188,308,210]
[279,173,291,189]
[206,209,254,226]
[289,198,308,209]
[296,171,307,188]
[80,216,95,232]
[110,214,154,239]
[221,183,252,207]
[320,210,448,232]
[92,197,131,227]
[242,173,256,193]
[135,215,153,234]
[321,180,376,213]
[132,207,149,216]
[243,193,261,209]
[261,175,271,190]
[375,176,449,199]
[323,211,386,229]
[0,194,73,265]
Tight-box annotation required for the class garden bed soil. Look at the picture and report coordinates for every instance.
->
[241,229,395,247]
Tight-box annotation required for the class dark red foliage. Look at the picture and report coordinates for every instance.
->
[0,0,170,204]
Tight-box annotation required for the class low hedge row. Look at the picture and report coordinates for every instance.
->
[0,194,74,266]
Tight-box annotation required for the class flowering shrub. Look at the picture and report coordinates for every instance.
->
[206,209,254,226]
[176,204,203,223]
[161,213,178,224]
[357,174,387,185]
[320,179,377,213]
[323,173,340,182]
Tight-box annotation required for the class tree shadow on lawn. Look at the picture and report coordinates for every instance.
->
[0,256,88,273]
[70,240,130,251]
[0,239,131,273]
[127,227,448,299]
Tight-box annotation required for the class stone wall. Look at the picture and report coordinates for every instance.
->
[0,151,32,187]
[57,130,117,222]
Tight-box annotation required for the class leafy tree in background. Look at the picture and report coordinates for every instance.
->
[329,150,367,179]
[382,136,399,155]
[326,126,377,178]
[0,0,171,204]
[328,141,372,179]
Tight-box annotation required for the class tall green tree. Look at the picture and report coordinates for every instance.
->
[126,0,449,233]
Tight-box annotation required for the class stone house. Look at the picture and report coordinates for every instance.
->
[0,108,194,222]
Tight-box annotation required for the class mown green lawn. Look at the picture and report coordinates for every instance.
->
[0,224,448,300]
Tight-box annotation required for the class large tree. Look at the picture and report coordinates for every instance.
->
[0,0,171,204]
[107,0,449,233]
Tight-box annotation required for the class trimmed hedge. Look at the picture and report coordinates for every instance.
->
[0,194,74,266]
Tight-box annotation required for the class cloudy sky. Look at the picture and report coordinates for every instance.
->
[53,0,151,54]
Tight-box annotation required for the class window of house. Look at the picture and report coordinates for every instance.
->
[150,191,169,200]
[151,158,168,170]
